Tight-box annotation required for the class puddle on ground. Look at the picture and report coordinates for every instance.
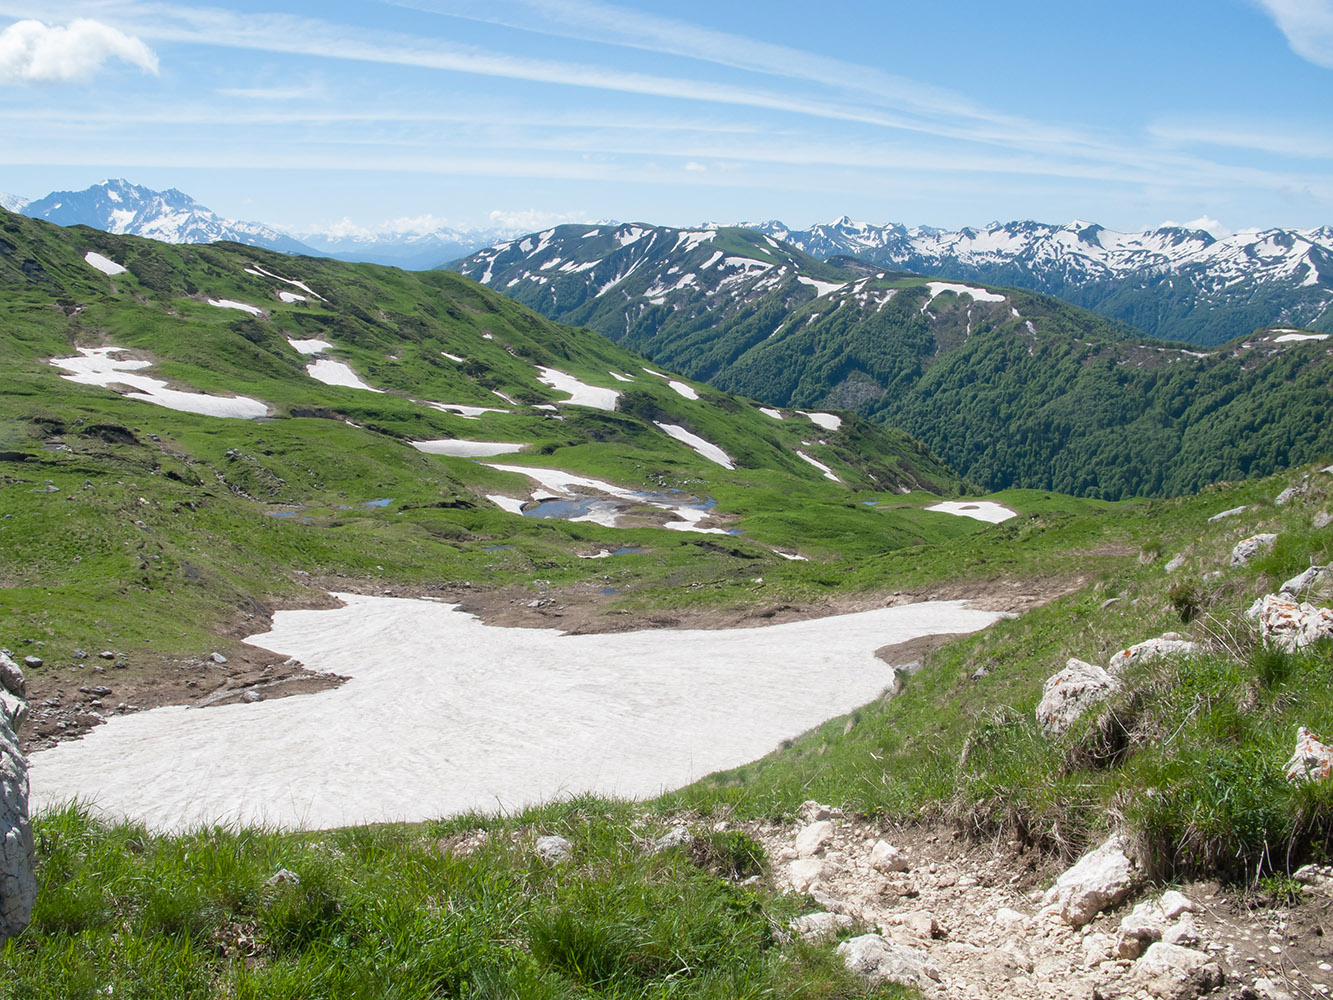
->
[361,498,394,508]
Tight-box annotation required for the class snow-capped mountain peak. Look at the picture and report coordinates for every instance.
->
[0,192,29,213]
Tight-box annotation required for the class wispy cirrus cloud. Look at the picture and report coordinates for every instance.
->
[0,17,158,83]
[1250,0,1333,68]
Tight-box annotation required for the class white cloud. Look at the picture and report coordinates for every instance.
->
[0,18,158,83]
[487,208,591,232]
[1251,0,1333,68]
[683,161,707,171]
[1159,215,1230,237]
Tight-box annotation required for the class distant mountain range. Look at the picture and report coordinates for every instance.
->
[452,222,1333,498]
[7,179,1330,344]
[6,179,513,268]
[745,216,1332,345]
[20,179,318,256]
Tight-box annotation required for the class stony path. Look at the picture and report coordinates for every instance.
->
[747,803,1333,1000]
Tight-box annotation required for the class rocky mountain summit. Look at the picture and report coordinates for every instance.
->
[745,217,1333,346]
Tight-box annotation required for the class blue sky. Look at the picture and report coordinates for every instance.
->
[1,0,1331,236]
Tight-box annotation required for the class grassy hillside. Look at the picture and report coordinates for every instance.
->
[1,210,981,666]
[454,225,1333,500]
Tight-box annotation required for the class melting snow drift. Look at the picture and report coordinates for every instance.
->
[84,251,126,276]
[50,347,269,419]
[412,440,527,457]
[654,422,734,469]
[306,359,383,392]
[926,500,1017,523]
[535,367,620,411]
[30,594,1004,831]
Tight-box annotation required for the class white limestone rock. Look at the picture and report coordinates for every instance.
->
[1130,941,1224,999]
[1279,565,1330,599]
[790,910,854,940]
[836,933,940,988]
[1165,554,1186,573]
[1042,833,1138,927]
[794,819,835,857]
[1109,636,1199,675]
[1258,594,1333,651]
[1036,658,1121,737]
[1285,726,1333,783]
[0,652,33,944]
[788,857,824,892]
[1207,505,1247,523]
[1230,533,1277,567]
[535,834,572,863]
[868,839,909,873]
[1315,511,1332,530]
[1275,486,1304,506]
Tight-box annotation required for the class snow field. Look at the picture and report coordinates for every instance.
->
[83,251,126,276]
[925,501,1017,523]
[535,366,621,411]
[411,440,526,457]
[29,594,1004,831]
[50,347,269,419]
[305,359,384,392]
[207,298,264,316]
[653,422,734,469]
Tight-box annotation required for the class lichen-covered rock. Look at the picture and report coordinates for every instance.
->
[1041,833,1137,927]
[1285,726,1333,783]
[1109,636,1199,674]
[1257,594,1333,651]
[1230,533,1277,567]
[0,652,34,944]
[1036,658,1121,737]
[836,933,940,988]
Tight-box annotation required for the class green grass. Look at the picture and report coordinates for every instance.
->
[2,803,905,1000]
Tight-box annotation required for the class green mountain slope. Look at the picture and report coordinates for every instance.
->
[0,210,980,665]
[453,223,1333,500]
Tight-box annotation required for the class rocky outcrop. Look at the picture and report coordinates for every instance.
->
[1256,594,1333,651]
[0,652,34,943]
[1230,533,1277,567]
[1035,658,1120,737]
[1108,635,1199,674]
[1279,565,1330,598]
[1041,833,1138,927]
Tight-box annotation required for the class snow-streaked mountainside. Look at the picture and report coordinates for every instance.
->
[0,193,28,213]
[745,217,1333,345]
[21,180,317,256]
[452,221,1333,498]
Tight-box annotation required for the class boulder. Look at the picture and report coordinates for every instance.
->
[788,857,824,892]
[1257,594,1333,651]
[1036,658,1121,737]
[794,819,835,857]
[1109,636,1199,674]
[1230,533,1277,567]
[0,653,34,944]
[1274,486,1304,506]
[1164,554,1186,573]
[868,839,909,873]
[1315,511,1332,530]
[836,933,940,988]
[1041,833,1137,927]
[1207,505,1246,523]
[1278,565,1330,599]
[1129,941,1224,999]
[1293,863,1333,892]
[534,834,572,864]
[790,910,854,940]
[1284,727,1333,783]
[1117,889,1199,957]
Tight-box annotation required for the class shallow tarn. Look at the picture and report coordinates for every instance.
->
[29,594,1002,832]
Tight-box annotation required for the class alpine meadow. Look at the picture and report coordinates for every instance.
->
[1,3,1332,1000]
